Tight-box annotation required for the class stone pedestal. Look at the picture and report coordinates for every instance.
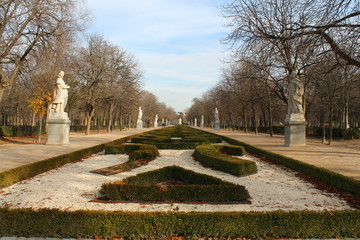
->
[214,120,220,130]
[47,112,71,144]
[284,114,306,147]
[136,120,143,130]
[154,122,158,128]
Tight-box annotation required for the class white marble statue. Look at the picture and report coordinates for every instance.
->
[200,115,204,128]
[288,72,304,115]
[214,108,219,121]
[154,114,158,128]
[194,118,197,127]
[50,71,69,113]
[179,118,182,125]
[137,107,143,120]
[136,107,143,129]
[214,108,220,130]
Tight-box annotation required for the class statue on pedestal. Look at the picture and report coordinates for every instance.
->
[284,71,306,146]
[50,71,70,113]
[47,71,71,144]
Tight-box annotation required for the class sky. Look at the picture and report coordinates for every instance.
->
[86,0,231,112]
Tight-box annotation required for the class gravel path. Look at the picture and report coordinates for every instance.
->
[0,150,353,212]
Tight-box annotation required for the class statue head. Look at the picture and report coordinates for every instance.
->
[57,71,65,78]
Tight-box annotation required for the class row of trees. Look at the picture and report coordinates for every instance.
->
[0,0,177,135]
[187,0,360,143]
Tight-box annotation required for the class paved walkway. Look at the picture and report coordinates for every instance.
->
[205,128,360,180]
[0,129,148,173]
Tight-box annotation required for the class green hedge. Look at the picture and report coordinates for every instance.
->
[130,126,222,149]
[0,125,45,137]
[105,143,159,155]
[0,208,359,239]
[194,144,257,176]
[128,149,158,162]
[213,134,360,196]
[99,166,250,202]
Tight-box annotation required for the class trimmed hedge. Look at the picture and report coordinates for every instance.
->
[207,132,360,196]
[105,143,159,163]
[194,144,257,176]
[130,126,222,149]
[99,166,250,202]
[0,208,359,239]
[105,143,159,155]
[128,149,158,162]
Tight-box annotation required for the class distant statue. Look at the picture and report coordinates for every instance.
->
[201,115,204,128]
[137,107,143,120]
[50,71,69,113]
[194,118,197,127]
[214,108,219,121]
[154,114,158,128]
[288,72,304,114]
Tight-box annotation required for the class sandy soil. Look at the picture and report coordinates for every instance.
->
[0,150,353,212]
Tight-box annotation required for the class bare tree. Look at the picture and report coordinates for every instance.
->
[0,0,87,104]
[223,0,360,67]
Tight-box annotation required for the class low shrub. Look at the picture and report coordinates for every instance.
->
[194,144,257,176]
[105,143,159,156]
[215,145,246,156]
[129,126,222,149]
[0,208,359,239]
[128,149,158,162]
[99,166,250,202]
[343,128,360,140]
[0,125,45,137]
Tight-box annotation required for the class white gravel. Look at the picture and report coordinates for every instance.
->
[0,150,353,212]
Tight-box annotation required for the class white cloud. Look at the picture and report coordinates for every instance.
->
[85,0,231,111]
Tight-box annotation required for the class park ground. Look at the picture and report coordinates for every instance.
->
[1,128,359,180]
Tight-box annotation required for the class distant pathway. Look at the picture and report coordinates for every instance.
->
[0,129,148,173]
[205,128,360,180]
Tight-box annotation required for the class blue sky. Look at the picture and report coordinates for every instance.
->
[86,0,231,112]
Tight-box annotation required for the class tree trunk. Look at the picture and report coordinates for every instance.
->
[267,91,273,137]
[107,103,114,133]
[38,113,42,143]
[31,111,36,127]
[242,105,248,133]
[321,109,326,143]
[85,106,95,135]
[252,102,258,134]
[328,100,334,145]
